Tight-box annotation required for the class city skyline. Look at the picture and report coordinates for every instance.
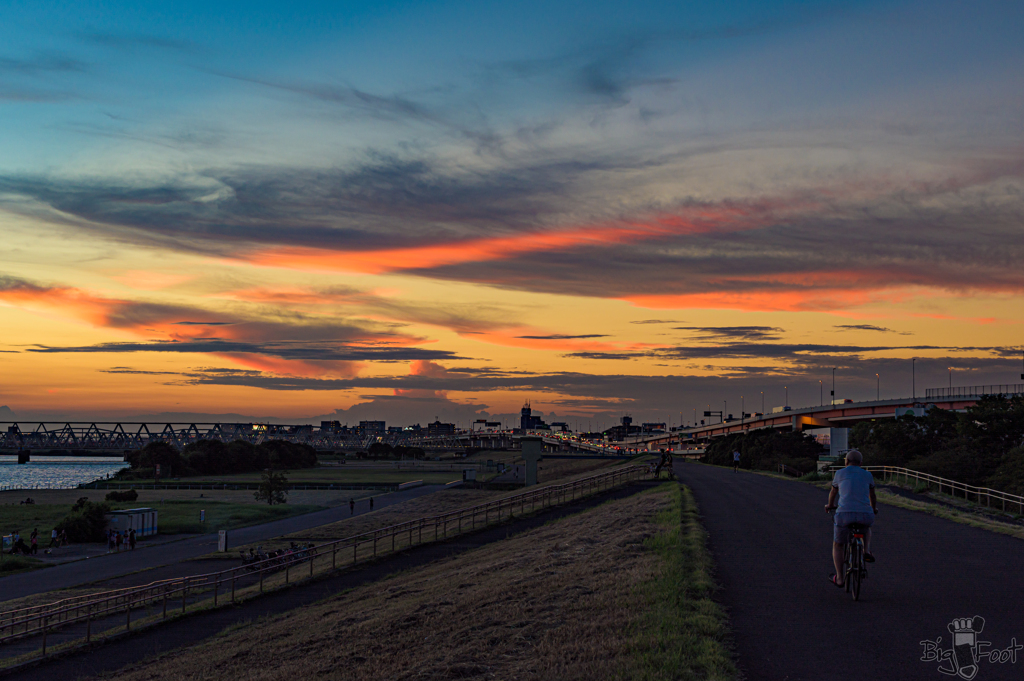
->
[1,0,1023,424]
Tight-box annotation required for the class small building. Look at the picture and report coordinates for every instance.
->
[105,508,158,537]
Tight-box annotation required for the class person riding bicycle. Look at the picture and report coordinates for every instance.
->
[824,449,877,588]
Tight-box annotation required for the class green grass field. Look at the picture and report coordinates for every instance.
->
[0,500,324,537]
[117,468,459,486]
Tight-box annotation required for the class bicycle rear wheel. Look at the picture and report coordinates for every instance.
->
[850,541,862,601]
[843,543,852,593]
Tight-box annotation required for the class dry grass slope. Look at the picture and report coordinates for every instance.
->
[113,486,692,680]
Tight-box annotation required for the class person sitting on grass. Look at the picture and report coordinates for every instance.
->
[824,449,878,588]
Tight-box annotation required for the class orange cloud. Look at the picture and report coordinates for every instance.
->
[242,203,782,275]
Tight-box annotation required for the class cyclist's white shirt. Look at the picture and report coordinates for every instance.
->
[832,465,874,514]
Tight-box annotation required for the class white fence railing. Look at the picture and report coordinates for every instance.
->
[861,466,1024,515]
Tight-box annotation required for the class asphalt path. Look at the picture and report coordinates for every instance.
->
[0,484,446,601]
[675,461,1024,681]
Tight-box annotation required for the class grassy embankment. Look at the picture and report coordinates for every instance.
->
[105,467,461,486]
[109,482,736,681]
[0,499,325,537]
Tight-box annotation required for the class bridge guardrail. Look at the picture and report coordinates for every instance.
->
[861,466,1024,514]
[0,464,648,662]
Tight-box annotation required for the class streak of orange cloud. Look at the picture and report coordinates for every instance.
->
[242,203,784,275]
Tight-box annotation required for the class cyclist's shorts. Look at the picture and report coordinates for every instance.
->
[834,511,874,543]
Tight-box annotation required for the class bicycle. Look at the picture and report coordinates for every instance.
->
[829,509,869,601]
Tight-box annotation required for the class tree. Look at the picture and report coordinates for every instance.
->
[254,469,289,505]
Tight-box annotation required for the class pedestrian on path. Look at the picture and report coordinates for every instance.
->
[369,497,374,511]
[30,529,38,555]
[49,528,58,548]
[349,498,355,515]
[128,528,137,550]
[733,450,741,472]
[107,530,115,553]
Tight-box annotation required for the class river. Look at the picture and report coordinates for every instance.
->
[0,457,128,490]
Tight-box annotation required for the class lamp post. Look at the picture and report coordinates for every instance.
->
[741,396,744,425]
[785,386,788,407]
[876,373,880,401]
[761,391,764,415]
[948,366,953,390]
[723,400,727,423]
[831,367,836,404]
[819,380,822,406]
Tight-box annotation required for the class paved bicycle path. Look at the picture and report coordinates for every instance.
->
[0,485,447,602]
[675,462,1024,681]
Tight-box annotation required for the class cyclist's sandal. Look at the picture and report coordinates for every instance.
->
[829,574,844,588]
[864,552,875,563]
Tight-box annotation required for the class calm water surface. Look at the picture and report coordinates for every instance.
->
[0,457,128,489]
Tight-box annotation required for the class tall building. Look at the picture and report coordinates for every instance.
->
[520,401,548,430]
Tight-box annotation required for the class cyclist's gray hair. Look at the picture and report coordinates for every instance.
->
[845,450,863,465]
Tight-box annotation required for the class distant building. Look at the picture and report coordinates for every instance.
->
[427,420,456,437]
[320,420,342,433]
[520,402,549,430]
[641,422,667,433]
[358,421,386,436]
[603,415,642,441]
[472,419,502,431]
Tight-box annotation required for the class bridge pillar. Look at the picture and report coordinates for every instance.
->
[521,437,543,486]
[17,450,29,464]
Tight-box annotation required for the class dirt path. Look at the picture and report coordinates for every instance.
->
[5,481,660,681]
[675,461,1024,681]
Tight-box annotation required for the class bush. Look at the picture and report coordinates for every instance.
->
[57,500,111,543]
[105,489,139,502]
[703,430,824,472]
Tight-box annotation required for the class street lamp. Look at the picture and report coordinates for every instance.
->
[760,391,764,415]
[819,380,822,406]
[948,366,953,391]
[876,373,880,401]
[785,386,788,407]
[831,367,836,404]
[741,396,744,424]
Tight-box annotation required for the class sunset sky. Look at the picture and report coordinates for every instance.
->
[1,0,1022,427]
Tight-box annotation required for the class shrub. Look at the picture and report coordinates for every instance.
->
[58,500,111,543]
[105,489,139,502]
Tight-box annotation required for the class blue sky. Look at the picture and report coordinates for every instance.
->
[0,0,1022,423]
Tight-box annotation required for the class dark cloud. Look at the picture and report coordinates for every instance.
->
[0,53,88,75]
[28,340,464,363]
[630,319,684,325]
[101,367,180,375]
[833,324,910,335]
[172,321,234,326]
[515,334,609,340]
[674,326,784,341]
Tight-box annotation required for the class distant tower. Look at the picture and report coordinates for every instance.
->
[521,401,532,430]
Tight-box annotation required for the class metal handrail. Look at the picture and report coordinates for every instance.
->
[860,466,1024,514]
[924,384,1024,399]
[0,465,647,654]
